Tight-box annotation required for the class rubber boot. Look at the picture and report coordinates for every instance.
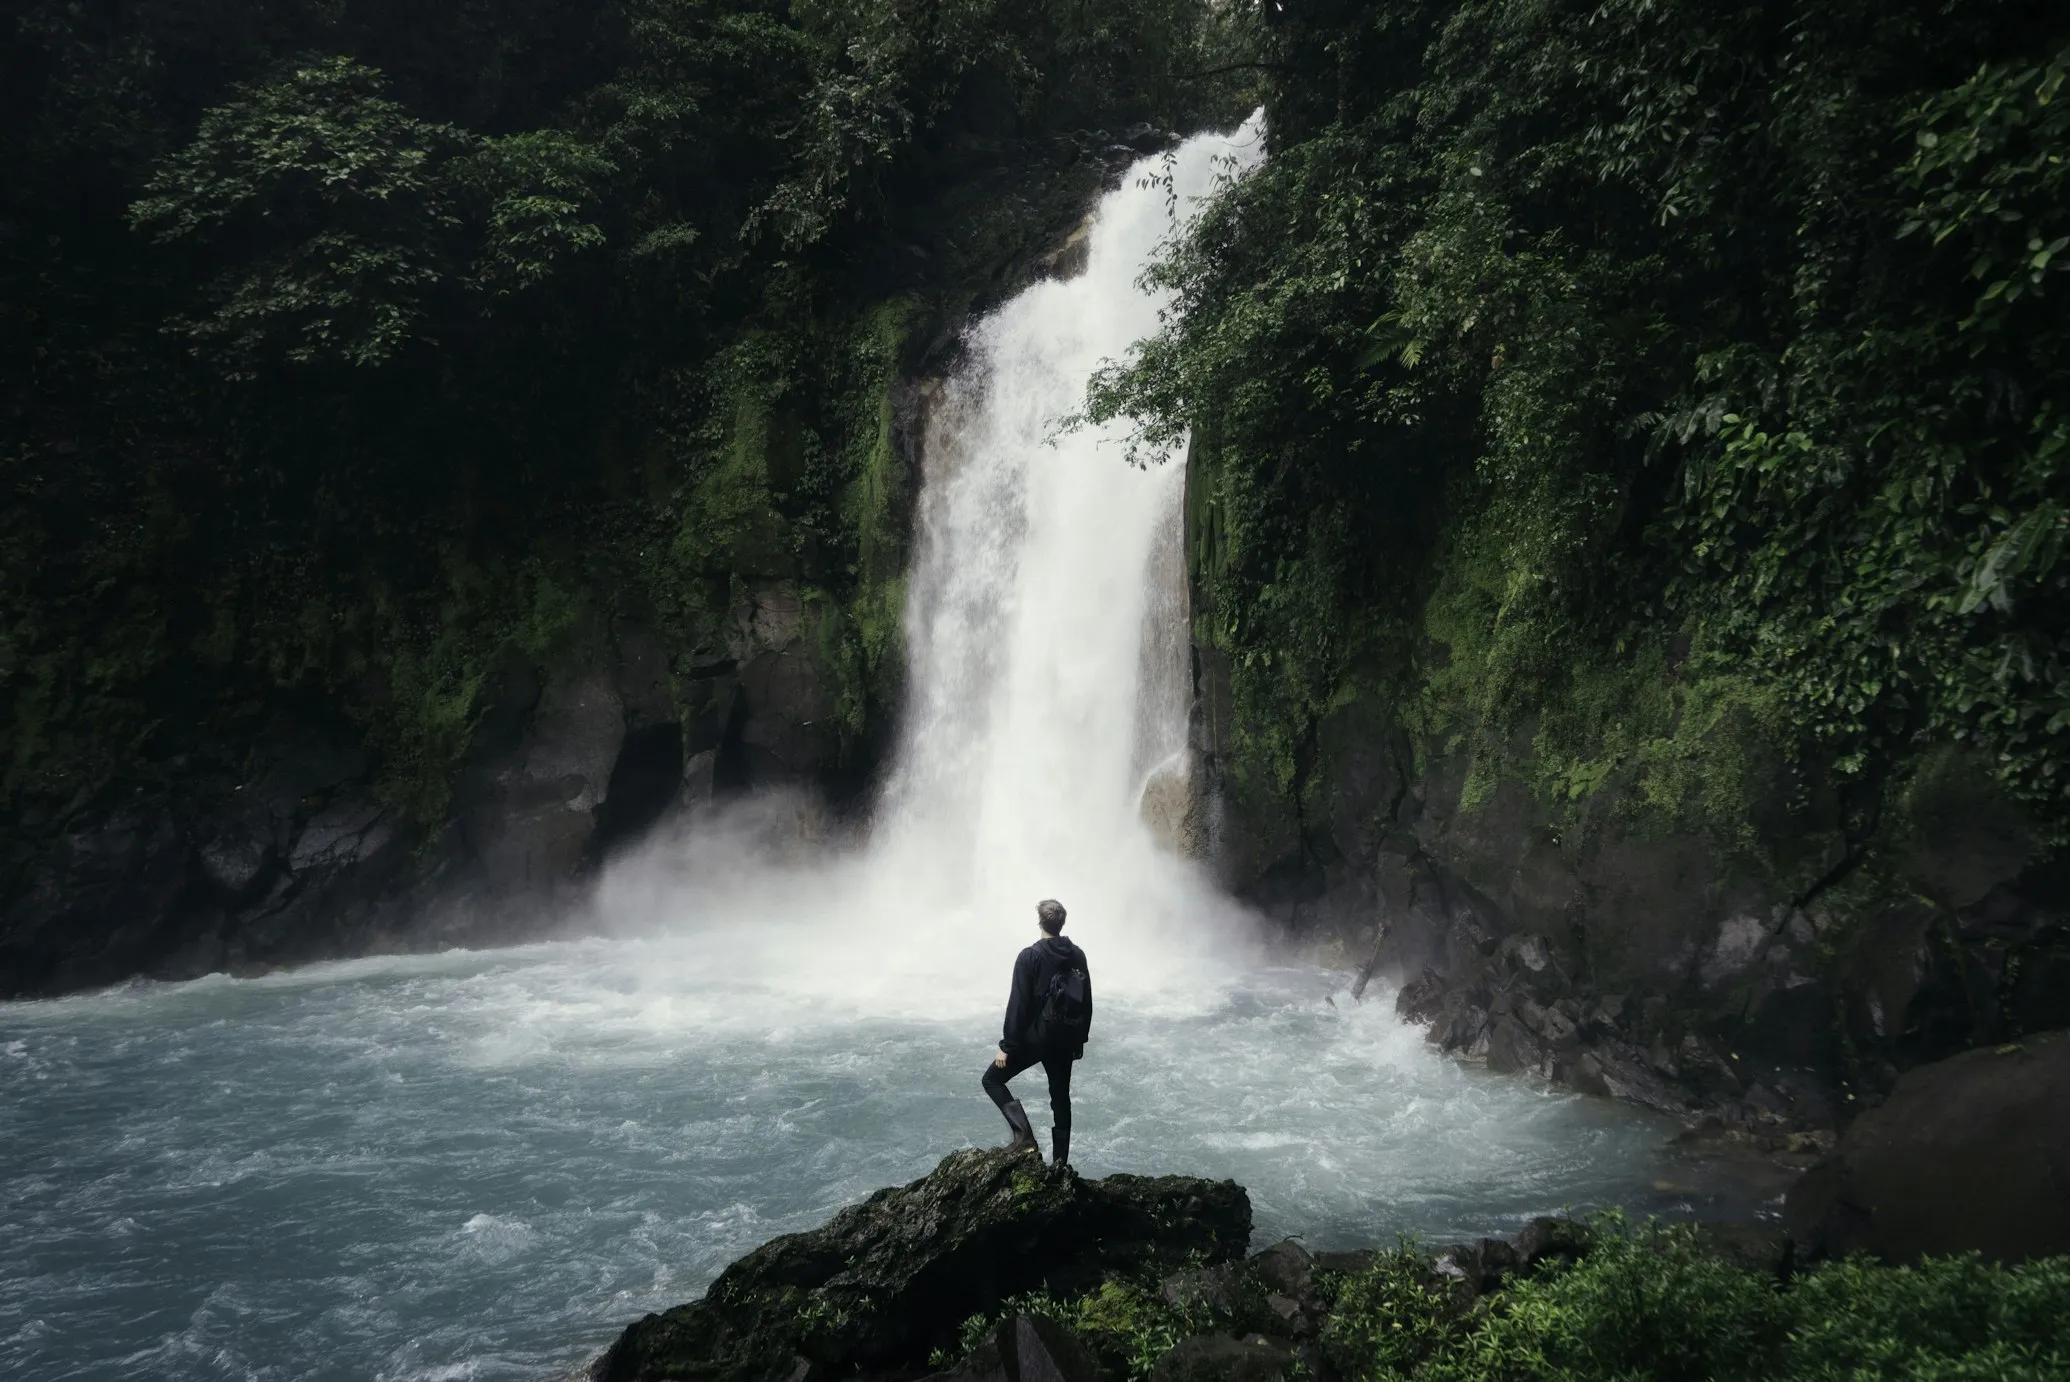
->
[998,1098,1038,1152]
[1051,1124,1071,1168]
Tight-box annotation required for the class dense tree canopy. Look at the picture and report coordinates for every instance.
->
[1086,0,2069,845]
[8,0,2066,896]
[0,0,1249,842]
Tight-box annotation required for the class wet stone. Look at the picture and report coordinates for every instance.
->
[1161,1266,1247,1316]
[1149,1335,1293,1382]
[1247,1240,1313,1299]
[1514,1216,1590,1269]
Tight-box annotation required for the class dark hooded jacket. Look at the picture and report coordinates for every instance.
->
[1001,934,1092,1058]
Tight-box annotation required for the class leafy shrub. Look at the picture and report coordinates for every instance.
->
[1315,1247,1473,1378]
[1322,1221,2070,1382]
[935,1270,1237,1382]
[928,1220,2069,1382]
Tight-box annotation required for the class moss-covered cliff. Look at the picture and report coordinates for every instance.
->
[0,0,1253,995]
[1088,0,2070,1127]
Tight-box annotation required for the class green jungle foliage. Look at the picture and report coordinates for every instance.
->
[935,1270,1243,1381]
[939,1223,2070,1382]
[0,0,1253,841]
[1318,1223,2070,1381]
[1084,0,2070,848]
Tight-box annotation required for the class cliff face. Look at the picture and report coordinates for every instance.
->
[0,426,921,995]
[1082,2,2070,1136]
[1192,557,2070,1132]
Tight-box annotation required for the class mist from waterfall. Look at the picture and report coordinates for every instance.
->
[590,121,1268,1012]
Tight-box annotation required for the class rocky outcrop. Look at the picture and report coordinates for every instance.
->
[592,1150,1864,1382]
[592,1148,1250,1382]
[1785,1031,2070,1265]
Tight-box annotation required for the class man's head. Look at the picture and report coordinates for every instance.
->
[1036,899,1067,936]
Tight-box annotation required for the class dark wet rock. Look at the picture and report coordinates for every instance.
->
[1420,993,1488,1056]
[196,816,276,900]
[1428,1244,1481,1299]
[1689,1222,1793,1279]
[1262,1294,1312,1338]
[1477,1236,1521,1278]
[1308,1249,1375,1279]
[1148,1334,1293,1382]
[593,1149,1250,1382]
[0,593,874,997]
[735,649,837,783]
[1554,1040,1691,1116]
[1516,994,1581,1050]
[1785,1030,2070,1265]
[681,747,721,805]
[590,720,687,863]
[1482,1011,1545,1076]
[1514,1216,1591,1270]
[934,1314,1107,1382]
[1246,1240,1312,1300]
[1430,1237,1526,1303]
[458,666,625,890]
[0,812,194,993]
[1160,1265,1251,1316]
[289,797,395,876]
[1013,1315,1106,1382]
[1392,967,1447,1025]
[248,730,369,817]
[1698,914,1772,990]
[713,581,844,788]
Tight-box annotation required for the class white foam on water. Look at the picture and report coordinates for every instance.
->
[0,936,1768,1382]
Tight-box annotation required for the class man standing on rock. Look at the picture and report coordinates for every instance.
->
[984,898,1092,1166]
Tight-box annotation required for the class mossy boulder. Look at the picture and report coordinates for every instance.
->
[1785,1030,2070,1265]
[592,1148,1251,1382]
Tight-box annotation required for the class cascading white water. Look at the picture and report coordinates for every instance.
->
[590,123,1266,1012]
[0,119,1768,1382]
[865,118,1260,980]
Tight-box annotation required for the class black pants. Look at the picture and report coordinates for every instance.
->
[982,1049,1072,1130]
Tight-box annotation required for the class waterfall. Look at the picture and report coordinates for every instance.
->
[591,121,1267,1013]
[869,119,1264,962]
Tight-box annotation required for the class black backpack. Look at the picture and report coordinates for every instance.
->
[1034,961,1091,1053]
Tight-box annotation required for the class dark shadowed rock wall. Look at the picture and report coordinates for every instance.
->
[595,1148,1250,1382]
[0,543,916,997]
[1186,465,2070,1139]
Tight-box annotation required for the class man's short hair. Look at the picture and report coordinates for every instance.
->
[1036,899,1067,935]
